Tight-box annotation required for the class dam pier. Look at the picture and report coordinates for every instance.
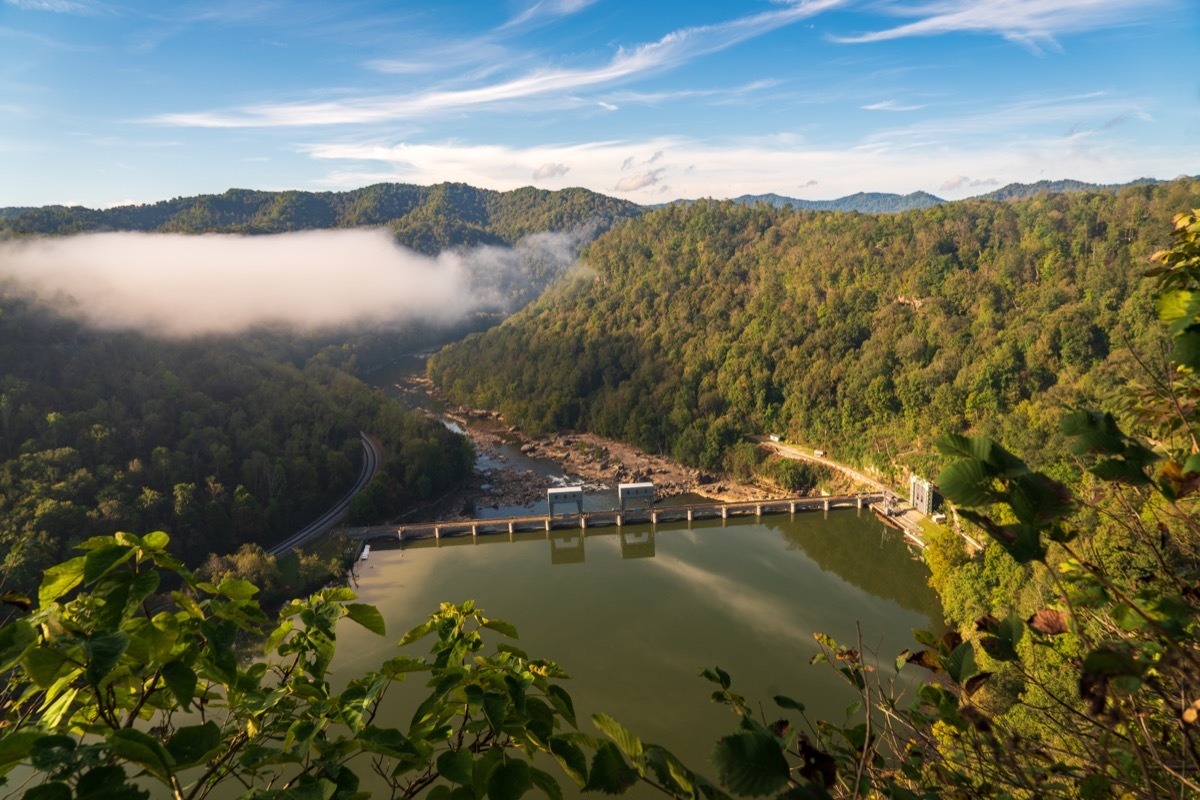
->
[342,490,892,545]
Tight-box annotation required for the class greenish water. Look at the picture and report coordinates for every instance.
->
[331,509,940,795]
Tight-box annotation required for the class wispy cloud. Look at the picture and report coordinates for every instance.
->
[833,0,1174,51]
[503,0,600,29]
[940,174,998,190]
[614,168,665,191]
[4,0,97,12]
[300,121,1183,201]
[861,100,926,111]
[146,0,848,128]
[532,162,570,180]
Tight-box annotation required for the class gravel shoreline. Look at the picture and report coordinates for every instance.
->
[393,376,782,522]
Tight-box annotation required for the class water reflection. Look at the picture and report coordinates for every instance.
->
[340,511,942,799]
[549,532,585,565]
[620,530,655,559]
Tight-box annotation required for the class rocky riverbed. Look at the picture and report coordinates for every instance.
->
[392,375,782,522]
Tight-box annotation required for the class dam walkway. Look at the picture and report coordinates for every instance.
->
[340,492,889,544]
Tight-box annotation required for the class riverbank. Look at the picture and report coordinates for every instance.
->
[395,375,794,520]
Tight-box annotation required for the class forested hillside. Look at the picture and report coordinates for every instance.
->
[0,182,646,592]
[0,294,472,593]
[0,183,641,255]
[430,178,1200,482]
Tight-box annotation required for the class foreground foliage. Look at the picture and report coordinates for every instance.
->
[0,533,609,800]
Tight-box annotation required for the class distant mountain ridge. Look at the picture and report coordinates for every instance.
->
[730,190,945,213]
[3,176,1192,236]
[0,183,642,255]
[677,175,1188,214]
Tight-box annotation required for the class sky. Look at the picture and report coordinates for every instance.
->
[2,0,1198,208]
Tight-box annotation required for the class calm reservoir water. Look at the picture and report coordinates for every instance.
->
[332,510,940,795]
[344,356,942,794]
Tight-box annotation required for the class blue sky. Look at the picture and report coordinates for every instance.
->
[2,0,1197,208]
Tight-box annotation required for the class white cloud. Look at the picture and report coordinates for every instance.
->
[300,119,1185,202]
[614,168,665,191]
[861,100,926,111]
[833,0,1174,51]
[504,0,600,29]
[532,162,570,180]
[4,0,95,11]
[940,175,999,190]
[147,0,849,128]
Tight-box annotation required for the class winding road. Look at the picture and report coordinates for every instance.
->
[267,432,384,558]
[752,437,889,493]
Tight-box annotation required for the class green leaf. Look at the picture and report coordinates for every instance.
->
[165,722,221,768]
[39,556,86,608]
[344,603,386,637]
[171,592,205,620]
[710,729,790,797]
[529,766,565,800]
[397,619,436,646]
[0,730,42,774]
[1176,327,1200,371]
[438,748,474,786]
[263,620,294,655]
[487,758,533,800]
[1157,288,1195,324]
[0,619,36,672]
[161,660,197,710]
[142,531,170,551]
[29,735,77,771]
[937,459,995,508]
[546,684,577,728]
[23,646,71,688]
[592,713,643,759]
[357,726,418,759]
[699,666,731,689]
[481,617,519,639]
[980,612,1023,662]
[214,579,258,601]
[549,736,589,787]
[584,741,638,795]
[107,728,175,783]
[84,544,133,584]
[944,642,977,685]
[85,631,130,686]
[381,655,430,676]
[483,690,507,732]
[77,765,144,800]
[23,783,72,800]
[0,590,31,610]
[773,695,805,713]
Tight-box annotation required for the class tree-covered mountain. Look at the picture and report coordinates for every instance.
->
[974,176,1173,202]
[730,190,946,213]
[0,183,642,255]
[0,295,473,592]
[710,176,1188,214]
[429,178,1200,483]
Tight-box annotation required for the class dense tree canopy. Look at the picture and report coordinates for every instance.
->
[0,297,472,592]
[431,179,1200,484]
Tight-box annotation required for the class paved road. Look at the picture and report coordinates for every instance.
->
[267,432,384,558]
[752,437,889,493]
